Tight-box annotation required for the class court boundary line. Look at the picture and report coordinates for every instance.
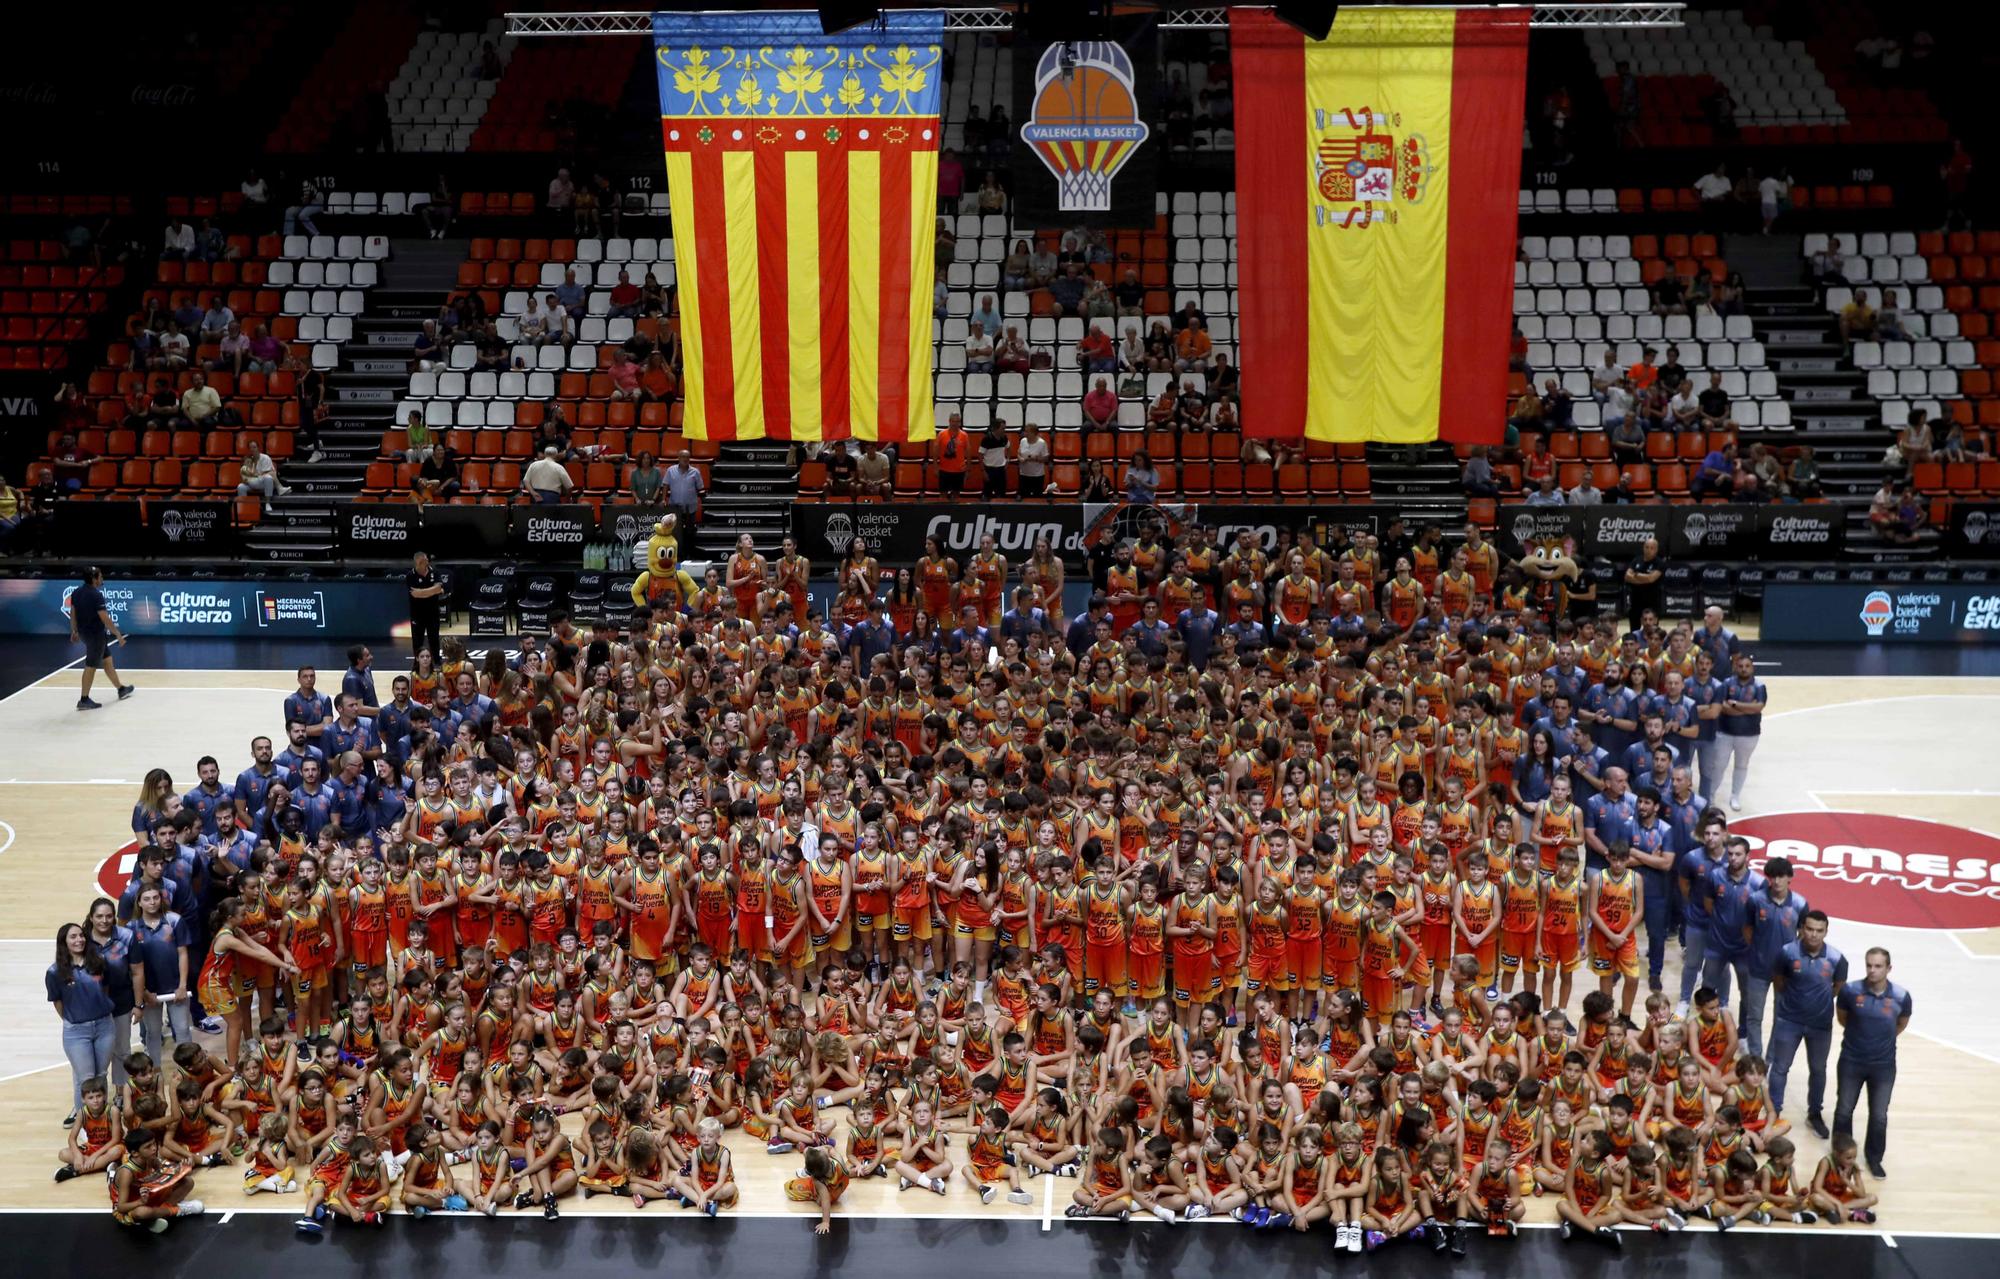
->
[0,657,81,707]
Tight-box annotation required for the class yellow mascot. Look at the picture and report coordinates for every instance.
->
[629,515,697,612]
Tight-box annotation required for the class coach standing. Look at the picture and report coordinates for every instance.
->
[1715,651,1766,811]
[1834,947,1910,1180]
[69,566,133,711]
[406,552,444,662]
[1769,908,1844,1138]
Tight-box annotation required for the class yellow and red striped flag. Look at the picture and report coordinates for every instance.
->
[1232,6,1529,444]
[653,9,942,442]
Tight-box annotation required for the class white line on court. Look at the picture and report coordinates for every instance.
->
[0,658,82,708]
[0,1062,66,1085]
[1041,1169,1053,1232]
[0,820,14,855]
[1884,1233,1897,1248]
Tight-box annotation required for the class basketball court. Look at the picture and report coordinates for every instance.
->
[0,640,1996,1266]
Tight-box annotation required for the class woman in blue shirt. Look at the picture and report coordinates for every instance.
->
[1515,729,1559,806]
[83,897,137,1087]
[47,923,117,1124]
[131,768,177,836]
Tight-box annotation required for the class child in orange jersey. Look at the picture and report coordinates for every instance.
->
[1451,852,1501,998]
[1415,1137,1472,1256]
[1587,842,1646,1018]
[1808,1133,1878,1223]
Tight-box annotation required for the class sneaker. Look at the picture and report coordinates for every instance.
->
[898,1176,912,1191]
[1008,1190,1033,1204]
[542,1192,559,1220]
[929,1177,948,1195]
[1596,1226,1622,1249]
[1347,1224,1365,1253]
[513,1191,535,1211]
[1116,1209,1130,1223]
[53,1165,77,1183]
[117,685,135,701]
[76,699,100,711]
[295,1216,324,1236]
[1427,1219,1449,1252]
[1363,1229,1386,1252]
[364,1211,384,1226]
[483,1202,498,1218]
[1264,1211,1293,1230]
[1055,1162,1080,1177]
[766,1141,795,1155]
[1850,1209,1876,1224]
[1796,1210,1818,1224]
[282,1180,298,1193]
[1559,1221,1575,1242]
[198,1015,224,1034]
[1184,1203,1208,1220]
[1065,1205,1089,1218]
[1729,796,1742,811]
[704,1201,719,1217]
[62,1111,76,1127]
[980,1184,996,1205]
[180,1199,205,1216]
[410,1205,431,1219]
[1231,1206,1256,1223]
[1674,1000,1688,1018]
[1868,1161,1887,1180]
[1154,1205,1177,1224]
[149,1219,172,1234]
[1665,1209,1688,1230]
[1716,1214,1735,1232]
[1449,1223,1468,1257]
[1750,1210,1772,1225]
[1807,1114,1830,1140]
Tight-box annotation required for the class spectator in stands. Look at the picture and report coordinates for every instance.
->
[535,406,574,460]
[543,293,573,346]
[1757,168,1792,234]
[0,474,36,546]
[1540,377,1574,429]
[1144,320,1175,371]
[1840,289,1878,343]
[145,379,179,426]
[935,217,957,267]
[241,168,269,214]
[1049,264,1088,318]
[1521,432,1554,486]
[1636,382,1669,435]
[546,168,575,222]
[211,321,251,376]
[855,442,893,497]
[1875,293,1909,341]
[937,148,965,212]
[1082,377,1118,432]
[1941,419,1990,463]
[1787,445,1822,498]
[1749,443,1786,497]
[1667,379,1701,432]
[1462,445,1501,497]
[664,449,704,533]
[1213,399,1242,439]
[1148,385,1176,428]
[933,276,949,320]
[976,171,1006,214]
[1657,344,1685,389]
[178,372,223,429]
[237,442,282,499]
[411,320,442,371]
[555,269,587,317]
[48,432,95,494]
[1000,239,1033,293]
[423,174,454,239]
[1567,471,1603,505]
[964,321,995,374]
[935,414,970,496]
[969,293,1001,337]
[1077,458,1116,502]
[1712,270,1745,317]
[980,419,1012,497]
[1869,479,1923,543]
[626,451,664,506]
[524,446,574,505]
[1175,379,1209,432]
[150,321,189,372]
[1016,420,1050,498]
[640,351,677,403]
[1210,352,1238,405]
[173,295,204,333]
[608,350,643,402]
[160,216,195,260]
[1081,276,1115,321]
[1125,451,1164,503]
[1076,323,1114,374]
[995,325,1031,375]
[1650,272,1687,317]
[285,177,326,237]
[413,445,462,504]
[1113,268,1144,318]
[1175,319,1213,375]
[1525,474,1564,506]
[573,178,602,238]
[1694,162,1732,212]
[641,271,670,317]
[1626,345,1659,393]
[606,269,643,320]
[197,220,232,263]
[1898,409,1934,468]
[1508,384,1545,437]
[1027,240,1057,289]
[1698,372,1732,430]
[1056,231,1087,268]
[474,320,508,372]
[401,409,434,467]
[1590,350,1622,402]
[1607,409,1646,466]
[518,294,552,346]
[1685,270,1713,313]
[1692,439,1738,498]
[1809,241,1846,286]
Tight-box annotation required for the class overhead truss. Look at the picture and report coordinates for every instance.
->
[507,5,1685,36]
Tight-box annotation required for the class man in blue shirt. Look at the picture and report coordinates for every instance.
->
[1125,598,1173,660]
[1578,670,1629,760]
[1834,947,1912,1178]
[321,694,381,763]
[1741,855,1807,1057]
[1619,711,1681,782]
[200,805,256,873]
[292,758,337,840]
[1223,601,1267,654]
[1769,909,1845,1136]
[1676,818,1724,1011]
[1715,651,1766,811]
[1694,604,1741,671]
[1175,601,1223,670]
[234,735,282,827]
[283,666,333,740]
[942,604,990,655]
[997,587,1052,649]
[1687,649,1727,804]
[342,644,380,715]
[1065,595,1111,661]
[273,721,325,789]
[1626,787,1677,989]
[180,756,235,837]
[1565,722,1608,797]
[376,675,415,767]
[842,604,898,671]
[1542,644,1588,705]
[447,670,495,723]
[1583,766,1636,872]
[1701,834,1765,1006]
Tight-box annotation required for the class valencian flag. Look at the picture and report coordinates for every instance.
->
[1232,7,1528,444]
[653,9,943,442]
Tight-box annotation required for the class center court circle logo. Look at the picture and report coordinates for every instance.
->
[1858,590,1895,637]
[96,840,141,897]
[1730,812,2000,930]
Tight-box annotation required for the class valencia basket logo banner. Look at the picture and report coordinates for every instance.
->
[1012,11,1160,228]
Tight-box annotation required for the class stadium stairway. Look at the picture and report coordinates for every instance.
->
[696,443,795,559]
[1362,443,1469,525]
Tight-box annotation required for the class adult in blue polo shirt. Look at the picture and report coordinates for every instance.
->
[1125,598,1173,660]
[326,752,374,839]
[126,880,193,1063]
[1687,649,1727,804]
[234,735,282,827]
[48,924,118,1122]
[1578,665,1631,760]
[1677,817,1723,1010]
[283,665,333,740]
[1541,644,1588,706]
[274,721,326,789]
[997,587,1053,648]
[342,643,380,714]
[292,758,338,840]
[1740,855,1808,1057]
[1701,833,1764,1005]
[1835,947,1912,1179]
[375,675,416,767]
[1715,651,1766,811]
[1583,766,1636,872]
[1174,602,1223,671]
[180,756,234,838]
[1531,693,1581,760]
[1769,909,1844,1136]
[321,694,381,762]
[1626,787,1677,990]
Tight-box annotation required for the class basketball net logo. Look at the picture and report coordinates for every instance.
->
[1312,106,1430,229]
[1021,41,1149,212]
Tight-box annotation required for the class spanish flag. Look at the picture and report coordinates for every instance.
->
[1232,6,1528,444]
[653,9,942,442]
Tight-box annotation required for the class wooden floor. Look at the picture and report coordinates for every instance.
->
[2,663,1997,1234]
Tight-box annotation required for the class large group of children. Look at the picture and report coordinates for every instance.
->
[56,515,1876,1245]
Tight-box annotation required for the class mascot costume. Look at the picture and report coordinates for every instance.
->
[629,515,697,613]
[1513,536,1583,618]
